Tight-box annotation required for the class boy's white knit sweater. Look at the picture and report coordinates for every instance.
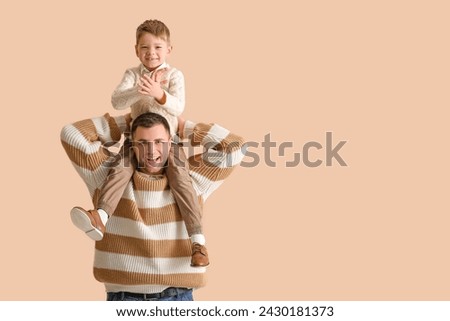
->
[60,113,246,293]
[111,63,184,136]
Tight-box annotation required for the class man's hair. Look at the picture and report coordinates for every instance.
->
[131,112,171,138]
[136,19,171,44]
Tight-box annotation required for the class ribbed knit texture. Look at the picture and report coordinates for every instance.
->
[61,113,246,293]
[111,63,184,136]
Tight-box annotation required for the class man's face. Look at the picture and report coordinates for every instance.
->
[135,32,172,71]
[132,124,171,175]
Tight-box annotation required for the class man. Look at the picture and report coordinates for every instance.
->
[60,112,246,301]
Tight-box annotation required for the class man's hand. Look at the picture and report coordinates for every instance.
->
[138,68,168,104]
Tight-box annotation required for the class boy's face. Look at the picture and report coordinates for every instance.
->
[132,124,171,175]
[135,33,172,71]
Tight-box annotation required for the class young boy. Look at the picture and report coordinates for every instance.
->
[70,19,209,267]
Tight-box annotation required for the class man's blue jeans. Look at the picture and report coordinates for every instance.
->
[107,288,193,301]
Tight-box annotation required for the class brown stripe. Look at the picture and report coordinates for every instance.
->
[94,268,206,288]
[106,114,123,142]
[188,154,235,181]
[114,199,183,226]
[72,113,123,143]
[189,124,245,153]
[188,123,212,146]
[61,140,109,171]
[214,132,246,153]
[72,118,98,142]
[138,203,183,225]
[132,171,170,191]
[96,236,192,258]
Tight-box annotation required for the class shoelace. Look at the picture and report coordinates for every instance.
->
[193,244,206,255]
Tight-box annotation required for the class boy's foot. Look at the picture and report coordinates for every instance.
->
[70,207,105,241]
[191,243,210,267]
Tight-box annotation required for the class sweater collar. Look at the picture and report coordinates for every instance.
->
[140,62,169,76]
[133,170,169,191]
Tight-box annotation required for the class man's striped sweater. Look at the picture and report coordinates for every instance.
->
[60,113,246,294]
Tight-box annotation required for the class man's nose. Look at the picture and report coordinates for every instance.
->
[145,143,155,152]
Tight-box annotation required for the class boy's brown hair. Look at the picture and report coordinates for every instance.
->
[136,20,171,44]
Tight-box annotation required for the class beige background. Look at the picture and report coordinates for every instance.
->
[0,0,449,300]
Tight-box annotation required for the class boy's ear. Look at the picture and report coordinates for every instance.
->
[167,45,173,55]
[135,44,139,57]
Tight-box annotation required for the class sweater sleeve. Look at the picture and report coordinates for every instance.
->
[182,121,247,201]
[60,113,131,189]
[155,68,185,116]
[111,69,145,110]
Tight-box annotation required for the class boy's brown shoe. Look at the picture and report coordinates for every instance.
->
[191,243,210,267]
[70,207,105,241]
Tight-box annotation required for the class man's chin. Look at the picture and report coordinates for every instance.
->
[141,164,165,175]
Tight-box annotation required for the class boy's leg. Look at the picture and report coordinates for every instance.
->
[96,139,134,215]
[70,139,134,241]
[167,144,202,235]
[166,144,209,267]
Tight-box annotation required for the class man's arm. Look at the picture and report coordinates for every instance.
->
[60,113,130,188]
[179,118,247,201]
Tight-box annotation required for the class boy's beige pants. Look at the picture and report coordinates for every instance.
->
[97,140,203,236]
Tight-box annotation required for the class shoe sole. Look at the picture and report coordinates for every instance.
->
[191,264,210,268]
[70,207,104,241]
[191,262,210,267]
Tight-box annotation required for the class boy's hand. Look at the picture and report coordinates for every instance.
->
[138,68,168,104]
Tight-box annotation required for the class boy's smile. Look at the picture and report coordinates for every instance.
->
[135,33,172,71]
